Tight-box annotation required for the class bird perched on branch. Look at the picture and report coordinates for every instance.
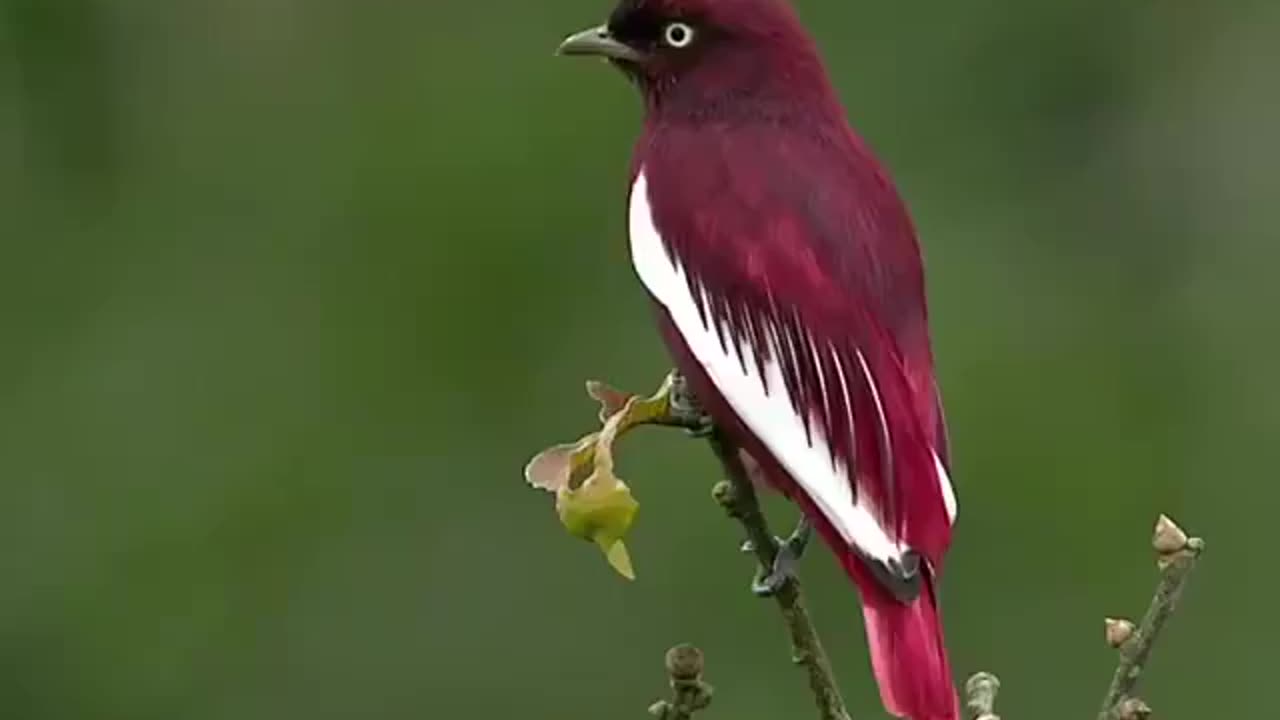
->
[558,1,959,718]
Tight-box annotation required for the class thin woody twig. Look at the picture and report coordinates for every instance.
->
[708,437,853,720]
[647,644,714,720]
[665,371,851,720]
[1096,514,1204,720]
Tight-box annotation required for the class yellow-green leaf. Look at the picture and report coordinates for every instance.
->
[524,372,687,579]
[597,537,635,580]
[524,434,598,493]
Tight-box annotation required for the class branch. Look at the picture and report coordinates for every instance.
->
[525,373,1207,720]
[708,441,853,720]
[1096,515,1205,720]
[525,371,852,719]
[648,644,714,720]
[669,373,852,720]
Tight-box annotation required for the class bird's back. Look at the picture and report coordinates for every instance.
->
[632,115,947,460]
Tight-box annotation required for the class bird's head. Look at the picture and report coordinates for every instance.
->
[557,0,832,114]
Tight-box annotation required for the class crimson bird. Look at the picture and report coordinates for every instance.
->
[558,1,959,718]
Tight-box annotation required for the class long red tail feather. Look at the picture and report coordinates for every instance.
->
[855,571,958,720]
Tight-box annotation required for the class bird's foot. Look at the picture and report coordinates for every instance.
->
[684,415,715,439]
[667,372,714,438]
[743,517,812,597]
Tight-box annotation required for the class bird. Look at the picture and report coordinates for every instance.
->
[557,1,959,718]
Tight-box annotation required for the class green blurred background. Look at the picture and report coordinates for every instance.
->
[2,1,1276,717]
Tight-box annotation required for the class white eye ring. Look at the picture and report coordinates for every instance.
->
[663,22,695,48]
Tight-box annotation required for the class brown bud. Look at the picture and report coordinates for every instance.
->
[665,643,705,681]
[1104,618,1136,648]
[1117,697,1152,720]
[1152,514,1189,554]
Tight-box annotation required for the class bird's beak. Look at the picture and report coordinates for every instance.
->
[556,25,643,63]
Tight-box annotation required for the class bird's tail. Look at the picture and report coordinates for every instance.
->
[859,581,958,720]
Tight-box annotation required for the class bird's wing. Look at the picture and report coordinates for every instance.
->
[629,128,955,585]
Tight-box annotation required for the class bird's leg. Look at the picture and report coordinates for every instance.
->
[742,516,813,597]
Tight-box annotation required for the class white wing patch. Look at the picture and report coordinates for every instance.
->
[935,451,957,523]
[629,172,926,563]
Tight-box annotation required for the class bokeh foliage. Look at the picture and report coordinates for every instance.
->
[1,1,1277,718]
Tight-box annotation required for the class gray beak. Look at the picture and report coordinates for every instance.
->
[557,25,644,62]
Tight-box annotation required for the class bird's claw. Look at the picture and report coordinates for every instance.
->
[749,517,812,597]
[751,557,791,596]
[667,372,713,437]
[683,416,715,439]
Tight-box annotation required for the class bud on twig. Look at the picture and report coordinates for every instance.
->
[1116,697,1152,720]
[964,672,1001,720]
[1151,514,1189,554]
[711,480,737,512]
[1099,514,1203,720]
[1104,618,1135,648]
[651,644,713,720]
[665,644,704,681]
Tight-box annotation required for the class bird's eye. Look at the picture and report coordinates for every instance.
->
[662,22,695,49]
